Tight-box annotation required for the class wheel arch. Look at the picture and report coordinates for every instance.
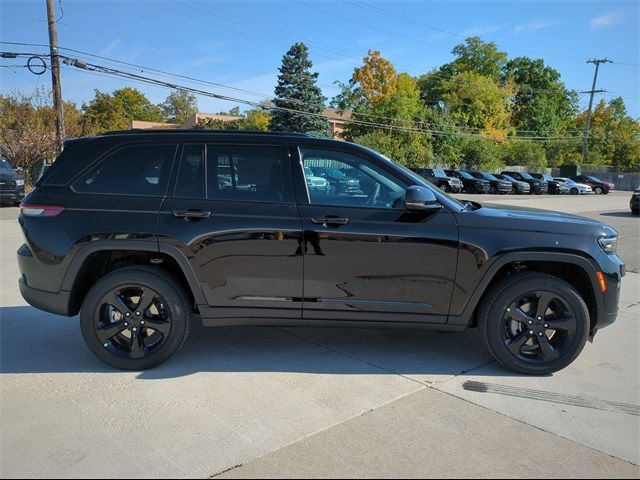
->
[62,241,206,316]
[449,251,602,333]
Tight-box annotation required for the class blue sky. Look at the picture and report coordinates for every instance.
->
[1,0,639,118]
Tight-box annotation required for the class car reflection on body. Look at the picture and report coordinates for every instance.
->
[554,177,593,195]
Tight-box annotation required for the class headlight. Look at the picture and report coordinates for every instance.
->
[15,179,25,186]
[598,236,618,255]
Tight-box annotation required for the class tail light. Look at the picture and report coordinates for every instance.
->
[19,203,65,217]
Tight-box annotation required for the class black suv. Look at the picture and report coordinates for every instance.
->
[466,171,512,194]
[444,169,490,194]
[18,131,623,374]
[530,173,568,195]
[412,168,463,193]
[0,157,26,206]
[501,171,548,194]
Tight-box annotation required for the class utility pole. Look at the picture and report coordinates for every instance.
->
[581,58,612,163]
[46,0,64,153]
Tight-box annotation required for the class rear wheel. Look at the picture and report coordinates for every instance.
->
[478,272,589,375]
[80,266,191,370]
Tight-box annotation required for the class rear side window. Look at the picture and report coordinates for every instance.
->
[73,144,176,196]
[206,144,285,202]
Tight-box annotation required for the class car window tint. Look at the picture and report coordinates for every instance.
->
[174,145,205,199]
[207,144,284,202]
[300,147,407,209]
[73,144,176,196]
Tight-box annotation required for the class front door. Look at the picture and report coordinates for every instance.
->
[158,142,303,320]
[295,146,459,323]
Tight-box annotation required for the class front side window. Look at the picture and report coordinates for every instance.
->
[300,147,407,209]
[74,144,176,196]
[207,144,285,202]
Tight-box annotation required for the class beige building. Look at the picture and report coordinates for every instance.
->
[130,108,351,139]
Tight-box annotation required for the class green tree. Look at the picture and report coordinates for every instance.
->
[503,57,578,137]
[501,139,547,171]
[270,42,331,137]
[576,98,640,171]
[440,71,514,140]
[82,87,162,134]
[161,89,198,124]
[459,137,502,170]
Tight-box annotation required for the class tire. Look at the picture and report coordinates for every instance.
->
[478,272,589,375]
[80,266,192,370]
[441,183,450,193]
[570,188,578,195]
[594,187,603,195]
[632,209,639,216]
[489,185,497,194]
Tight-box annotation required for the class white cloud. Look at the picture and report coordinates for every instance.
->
[460,24,504,37]
[514,20,561,34]
[590,12,624,29]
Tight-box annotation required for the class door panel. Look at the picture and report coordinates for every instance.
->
[295,146,459,323]
[158,143,303,319]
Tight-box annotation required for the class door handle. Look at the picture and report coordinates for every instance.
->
[172,209,212,219]
[310,216,350,226]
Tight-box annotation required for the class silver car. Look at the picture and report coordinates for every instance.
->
[554,177,593,195]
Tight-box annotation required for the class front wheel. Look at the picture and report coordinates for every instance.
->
[478,272,589,375]
[570,188,578,195]
[594,187,603,194]
[80,266,192,370]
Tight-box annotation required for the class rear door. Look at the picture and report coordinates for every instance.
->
[158,141,303,320]
[294,145,459,323]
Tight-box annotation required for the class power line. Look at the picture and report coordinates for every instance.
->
[582,58,612,162]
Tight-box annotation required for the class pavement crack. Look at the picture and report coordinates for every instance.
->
[209,463,243,478]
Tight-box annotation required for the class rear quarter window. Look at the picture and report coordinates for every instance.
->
[73,144,176,196]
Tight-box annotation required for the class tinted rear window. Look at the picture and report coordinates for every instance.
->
[73,144,176,196]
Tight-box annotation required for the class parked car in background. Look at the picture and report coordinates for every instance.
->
[571,175,613,195]
[530,173,568,195]
[501,171,548,194]
[0,157,26,206]
[494,173,530,194]
[467,171,511,194]
[444,169,490,194]
[304,166,329,193]
[310,166,360,195]
[412,168,463,193]
[631,187,640,215]
[554,177,593,195]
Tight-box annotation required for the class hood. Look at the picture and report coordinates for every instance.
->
[465,202,616,238]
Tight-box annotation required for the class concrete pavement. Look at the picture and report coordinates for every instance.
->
[1,193,639,478]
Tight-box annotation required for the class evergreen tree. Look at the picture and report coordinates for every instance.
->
[270,43,331,137]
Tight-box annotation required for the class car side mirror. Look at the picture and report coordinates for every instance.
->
[405,185,441,212]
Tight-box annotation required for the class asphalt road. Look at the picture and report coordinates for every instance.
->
[0,192,638,478]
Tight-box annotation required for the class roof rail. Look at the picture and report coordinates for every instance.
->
[101,129,312,137]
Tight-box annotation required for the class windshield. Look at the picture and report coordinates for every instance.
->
[0,158,16,174]
[588,176,602,182]
[483,173,498,181]
[432,168,446,177]
[458,171,474,179]
[519,172,534,180]
[304,167,314,177]
[542,174,554,181]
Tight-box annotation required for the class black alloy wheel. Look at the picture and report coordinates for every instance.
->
[490,185,497,194]
[81,267,191,370]
[479,272,589,374]
[501,291,577,365]
[94,285,171,360]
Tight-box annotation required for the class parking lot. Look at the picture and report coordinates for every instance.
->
[1,192,638,478]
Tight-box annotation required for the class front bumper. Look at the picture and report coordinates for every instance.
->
[591,252,624,337]
[0,188,25,204]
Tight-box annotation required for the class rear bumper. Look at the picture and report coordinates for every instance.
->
[19,278,72,316]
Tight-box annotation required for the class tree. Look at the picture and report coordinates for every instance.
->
[161,89,198,124]
[0,88,81,182]
[194,108,271,131]
[333,50,398,111]
[82,87,163,134]
[575,98,640,170]
[459,137,502,170]
[440,71,514,140]
[503,57,578,137]
[501,139,547,171]
[269,42,331,137]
